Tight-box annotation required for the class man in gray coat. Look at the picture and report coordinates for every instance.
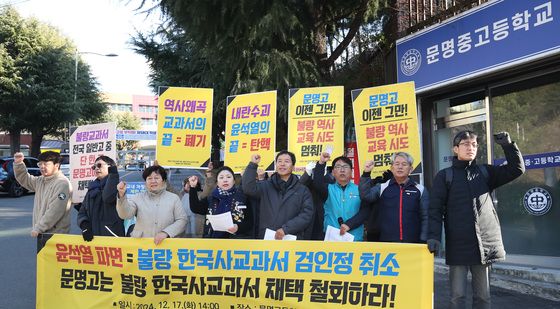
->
[242,151,314,240]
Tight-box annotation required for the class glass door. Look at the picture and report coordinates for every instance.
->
[433,90,489,171]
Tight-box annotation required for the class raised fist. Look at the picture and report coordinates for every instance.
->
[251,154,261,165]
[188,176,199,188]
[13,152,24,164]
[363,160,374,173]
[117,181,127,198]
[319,152,331,164]
[494,132,511,146]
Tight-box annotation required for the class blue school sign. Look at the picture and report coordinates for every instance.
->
[396,0,560,93]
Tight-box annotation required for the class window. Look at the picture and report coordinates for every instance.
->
[490,72,560,256]
[141,118,155,126]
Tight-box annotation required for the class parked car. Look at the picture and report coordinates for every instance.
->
[0,156,41,197]
[59,153,70,178]
[125,163,141,171]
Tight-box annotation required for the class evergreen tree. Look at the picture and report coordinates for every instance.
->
[0,7,105,156]
[133,0,384,156]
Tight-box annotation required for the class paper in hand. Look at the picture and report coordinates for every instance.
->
[324,225,354,242]
[206,212,234,232]
[264,228,297,240]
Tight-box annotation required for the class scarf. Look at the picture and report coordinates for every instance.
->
[87,176,107,199]
[209,186,237,239]
[211,186,237,215]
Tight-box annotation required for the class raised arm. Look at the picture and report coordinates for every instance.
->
[13,152,38,191]
[102,166,120,207]
[241,154,263,198]
[116,181,137,219]
[199,162,216,199]
[187,176,209,215]
[487,132,525,190]
[312,152,332,201]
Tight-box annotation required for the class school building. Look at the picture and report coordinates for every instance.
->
[387,0,559,259]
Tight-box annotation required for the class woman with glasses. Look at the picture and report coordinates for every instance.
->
[77,156,124,241]
[116,165,187,245]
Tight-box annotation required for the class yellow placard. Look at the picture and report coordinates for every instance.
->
[37,235,433,308]
[351,82,422,177]
[224,91,277,173]
[156,87,213,168]
[288,86,344,174]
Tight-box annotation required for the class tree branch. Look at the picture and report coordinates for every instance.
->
[323,0,369,69]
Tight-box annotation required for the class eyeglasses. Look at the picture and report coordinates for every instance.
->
[91,163,108,170]
[333,165,351,170]
[458,142,478,148]
[37,162,54,167]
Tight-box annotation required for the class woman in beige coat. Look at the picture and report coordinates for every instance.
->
[117,165,187,245]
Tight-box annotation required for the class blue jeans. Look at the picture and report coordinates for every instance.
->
[449,264,491,309]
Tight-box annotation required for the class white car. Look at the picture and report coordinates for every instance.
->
[60,153,70,178]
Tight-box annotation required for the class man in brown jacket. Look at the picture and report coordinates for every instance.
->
[13,151,72,236]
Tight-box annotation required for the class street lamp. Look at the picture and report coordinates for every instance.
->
[67,50,119,141]
[74,50,119,102]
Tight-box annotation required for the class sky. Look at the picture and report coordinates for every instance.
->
[9,0,161,95]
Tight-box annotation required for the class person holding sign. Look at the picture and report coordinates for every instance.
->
[359,152,429,243]
[187,166,252,238]
[311,152,369,241]
[242,151,314,240]
[12,151,72,237]
[77,156,124,241]
[116,165,187,245]
[427,131,525,309]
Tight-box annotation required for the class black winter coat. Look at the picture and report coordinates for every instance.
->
[428,143,524,265]
[189,186,252,239]
[242,162,314,240]
[77,168,125,237]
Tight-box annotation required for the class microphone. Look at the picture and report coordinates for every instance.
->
[337,217,344,226]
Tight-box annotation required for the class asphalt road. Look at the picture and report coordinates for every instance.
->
[1,171,559,308]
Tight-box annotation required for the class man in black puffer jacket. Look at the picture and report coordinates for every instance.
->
[427,131,524,309]
[242,151,314,240]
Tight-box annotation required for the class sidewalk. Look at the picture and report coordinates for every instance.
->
[434,255,560,302]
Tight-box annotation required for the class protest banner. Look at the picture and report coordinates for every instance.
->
[69,122,117,203]
[288,86,344,174]
[37,235,433,308]
[351,82,422,177]
[157,87,213,168]
[116,130,157,141]
[224,91,277,173]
